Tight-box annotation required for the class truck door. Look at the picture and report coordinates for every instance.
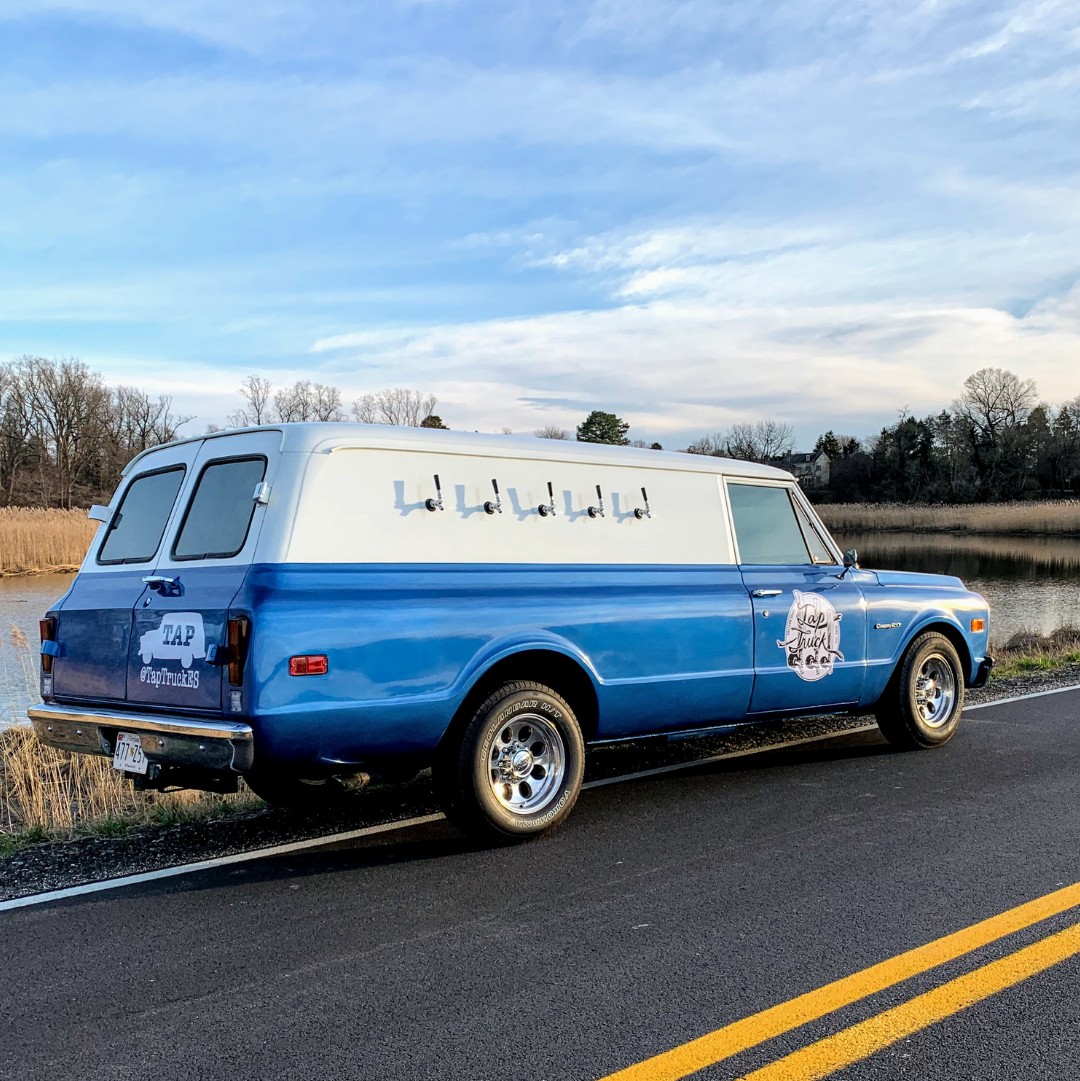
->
[50,441,200,702]
[728,481,868,715]
[127,430,280,712]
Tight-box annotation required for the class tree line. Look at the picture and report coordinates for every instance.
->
[3,357,1076,507]
[810,368,1080,503]
[0,356,190,508]
[684,369,1080,502]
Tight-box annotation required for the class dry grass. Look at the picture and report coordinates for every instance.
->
[0,507,99,575]
[1,629,262,855]
[817,501,1080,536]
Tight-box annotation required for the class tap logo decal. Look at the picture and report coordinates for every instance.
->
[139,612,206,669]
[778,590,843,681]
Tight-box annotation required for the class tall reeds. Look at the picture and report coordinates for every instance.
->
[817,501,1080,535]
[0,507,99,575]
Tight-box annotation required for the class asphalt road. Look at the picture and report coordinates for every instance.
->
[4,690,1080,1081]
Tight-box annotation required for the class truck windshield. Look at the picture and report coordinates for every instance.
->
[172,457,266,560]
[98,466,187,565]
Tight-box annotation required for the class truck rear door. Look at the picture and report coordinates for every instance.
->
[51,442,200,702]
[127,430,280,712]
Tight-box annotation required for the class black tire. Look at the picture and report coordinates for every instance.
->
[875,632,965,750]
[243,768,353,809]
[434,680,585,842]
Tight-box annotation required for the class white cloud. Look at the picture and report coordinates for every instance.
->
[307,286,1080,445]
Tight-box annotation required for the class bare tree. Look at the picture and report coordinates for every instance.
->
[952,368,1037,443]
[109,385,190,449]
[534,424,570,440]
[0,363,34,504]
[273,380,344,423]
[685,433,726,456]
[17,355,110,508]
[311,383,344,422]
[727,419,795,462]
[352,388,438,427]
[227,375,274,427]
[685,420,794,463]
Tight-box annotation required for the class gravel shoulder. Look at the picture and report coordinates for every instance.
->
[3,667,1077,903]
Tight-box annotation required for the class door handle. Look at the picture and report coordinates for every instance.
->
[143,575,183,597]
[752,589,782,597]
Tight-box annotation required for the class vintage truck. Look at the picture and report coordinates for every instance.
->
[30,424,992,839]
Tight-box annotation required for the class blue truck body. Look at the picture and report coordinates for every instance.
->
[30,425,991,786]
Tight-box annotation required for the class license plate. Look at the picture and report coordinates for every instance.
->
[113,732,148,775]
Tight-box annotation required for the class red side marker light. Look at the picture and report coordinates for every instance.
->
[289,654,328,676]
[970,618,986,633]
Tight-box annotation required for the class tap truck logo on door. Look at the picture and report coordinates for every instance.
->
[777,590,843,681]
[139,612,206,669]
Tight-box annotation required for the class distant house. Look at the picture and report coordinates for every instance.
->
[772,450,830,489]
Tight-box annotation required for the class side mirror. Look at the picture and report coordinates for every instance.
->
[87,504,112,523]
[843,549,859,568]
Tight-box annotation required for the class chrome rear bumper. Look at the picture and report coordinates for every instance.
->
[28,702,254,772]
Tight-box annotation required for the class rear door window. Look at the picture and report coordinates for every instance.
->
[172,457,266,561]
[98,466,186,565]
[728,483,812,565]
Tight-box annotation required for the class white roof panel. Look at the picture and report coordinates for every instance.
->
[125,422,794,481]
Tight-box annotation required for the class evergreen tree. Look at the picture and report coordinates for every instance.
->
[576,411,630,445]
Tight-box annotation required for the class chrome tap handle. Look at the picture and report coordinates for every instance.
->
[425,474,444,512]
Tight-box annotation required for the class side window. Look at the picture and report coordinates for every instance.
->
[172,457,266,561]
[97,466,186,565]
[793,500,837,565]
[728,483,811,565]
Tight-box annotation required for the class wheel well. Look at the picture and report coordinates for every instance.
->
[918,622,973,681]
[451,650,600,743]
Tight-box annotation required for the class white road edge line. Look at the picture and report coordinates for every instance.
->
[580,724,880,790]
[3,683,1076,913]
[963,683,1080,710]
[0,814,446,913]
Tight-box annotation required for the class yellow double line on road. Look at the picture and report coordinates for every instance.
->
[600,880,1080,1081]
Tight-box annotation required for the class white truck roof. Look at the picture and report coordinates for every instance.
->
[125,423,795,481]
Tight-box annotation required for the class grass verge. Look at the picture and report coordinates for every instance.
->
[0,725,264,856]
[989,628,1080,681]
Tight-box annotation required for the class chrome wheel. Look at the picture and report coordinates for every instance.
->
[487,713,565,815]
[914,654,956,728]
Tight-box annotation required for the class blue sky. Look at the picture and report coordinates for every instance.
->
[2,0,1079,447]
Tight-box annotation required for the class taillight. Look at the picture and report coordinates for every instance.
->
[289,655,328,676]
[227,617,250,686]
[39,617,57,674]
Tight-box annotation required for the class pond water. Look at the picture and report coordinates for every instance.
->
[1,538,1077,725]
[1,573,72,727]
[835,532,1080,644]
